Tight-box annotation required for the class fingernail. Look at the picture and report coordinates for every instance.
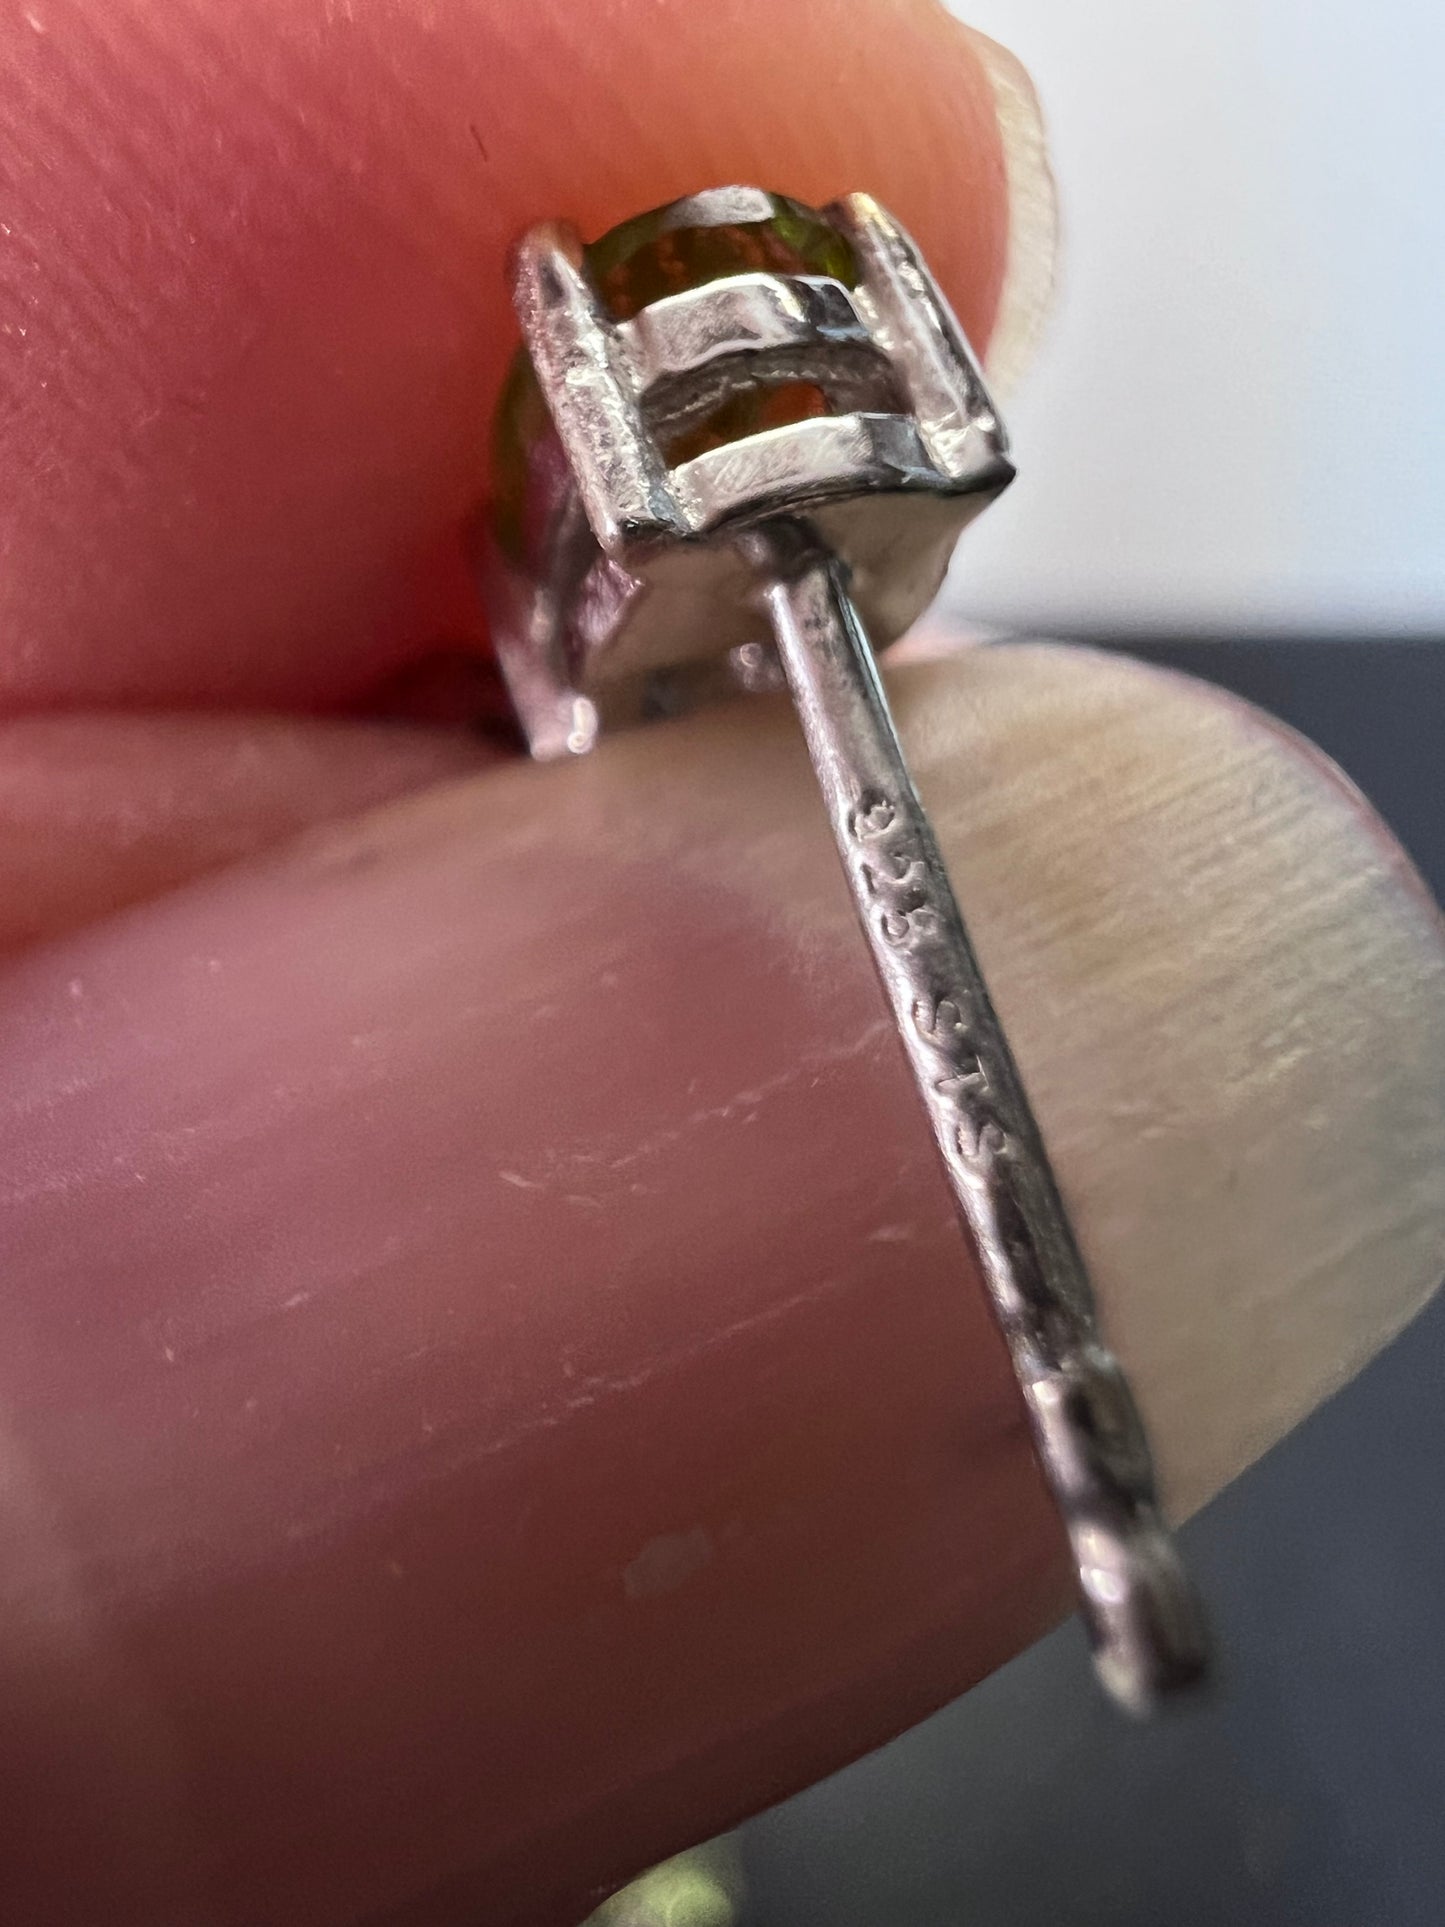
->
[960,22,1058,393]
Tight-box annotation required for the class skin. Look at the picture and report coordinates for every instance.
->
[0,0,1008,715]
[0,3,1442,1925]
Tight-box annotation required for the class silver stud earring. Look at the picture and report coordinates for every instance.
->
[484,186,1208,1713]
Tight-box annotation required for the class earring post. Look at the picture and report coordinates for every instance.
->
[746,518,1208,1713]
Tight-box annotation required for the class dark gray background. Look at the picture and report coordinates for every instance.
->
[736,638,1445,1927]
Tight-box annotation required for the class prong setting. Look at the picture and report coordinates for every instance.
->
[485,188,1012,744]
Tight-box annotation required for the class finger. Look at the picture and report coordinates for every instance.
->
[0,645,1440,1925]
[0,712,495,948]
[0,0,1033,713]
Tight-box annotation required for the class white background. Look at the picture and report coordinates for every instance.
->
[947,0,1445,635]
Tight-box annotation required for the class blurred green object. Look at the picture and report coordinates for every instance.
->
[588,1841,743,1927]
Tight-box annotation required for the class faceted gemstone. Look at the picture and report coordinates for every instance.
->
[492,192,855,561]
[491,346,555,565]
[584,190,857,320]
[661,379,832,465]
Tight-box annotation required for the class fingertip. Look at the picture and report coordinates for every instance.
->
[0,0,1020,712]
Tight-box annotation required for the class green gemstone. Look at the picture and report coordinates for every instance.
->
[584,189,858,320]
[490,344,554,566]
[492,191,856,561]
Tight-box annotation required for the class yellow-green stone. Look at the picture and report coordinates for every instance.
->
[584,191,857,320]
[492,193,857,560]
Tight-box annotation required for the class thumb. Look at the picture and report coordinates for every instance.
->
[0,642,1440,1925]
